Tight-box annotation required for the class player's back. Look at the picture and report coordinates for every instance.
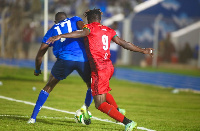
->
[43,16,88,62]
[84,22,116,61]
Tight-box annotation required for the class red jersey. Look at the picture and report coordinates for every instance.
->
[83,22,117,70]
[83,22,117,96]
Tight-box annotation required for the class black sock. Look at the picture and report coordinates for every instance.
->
[122,117,132,125]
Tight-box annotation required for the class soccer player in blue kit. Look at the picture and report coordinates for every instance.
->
[27,12,93,124]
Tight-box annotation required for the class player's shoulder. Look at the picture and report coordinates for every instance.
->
[70,16,83,21]
[71,16,81,19]
[104,25,112,30]
[83,23,93,30]
[47,24,56,32]
[101,25,115,32]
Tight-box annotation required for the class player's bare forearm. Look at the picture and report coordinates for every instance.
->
[35,55,42,70]
[122,42,144,53]
[34,43,49,75]
[47,29,90,44]
[60,30,86,38]
[47,30,89,44]
[112,36,154,57]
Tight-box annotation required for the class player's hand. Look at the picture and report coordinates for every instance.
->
[47,35,61,44]
[34,70,41,76]
[143,48,154,57]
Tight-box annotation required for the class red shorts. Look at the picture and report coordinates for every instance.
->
[91,60,114,96]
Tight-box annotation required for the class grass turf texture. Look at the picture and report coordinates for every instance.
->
[0,66,200,131]
[116,65,200,77]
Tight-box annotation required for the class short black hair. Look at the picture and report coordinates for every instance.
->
[84,9,102,22]
[55,12,67,23]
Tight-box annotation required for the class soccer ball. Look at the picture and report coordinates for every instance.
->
[74,109,92,125]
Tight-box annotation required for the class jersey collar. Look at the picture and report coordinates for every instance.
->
[92,22,101,26]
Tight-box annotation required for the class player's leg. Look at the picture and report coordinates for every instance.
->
[76,61,93,108]
[94,94,137,131]
[28,74,60,123]
[91,69,127,123]
[84,87,93,107]
[28,58,71,123]
[80,84,93,125]
[106,93,126,117]
[94,94,126,123]
[106,93,126,116]
[76,61,93,125]
[92,65,137,130]
[106,63,126,116]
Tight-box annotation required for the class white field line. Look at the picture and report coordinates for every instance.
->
[0,114,74,120]
[0,95,156,131]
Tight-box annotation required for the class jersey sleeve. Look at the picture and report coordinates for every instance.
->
[42,27,54,47]
[82,24,91,33]
[111,29,117,38]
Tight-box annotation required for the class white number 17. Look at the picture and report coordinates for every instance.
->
[54,20,72,42]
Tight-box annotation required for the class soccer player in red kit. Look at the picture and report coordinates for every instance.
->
[47,9,154,131]
[82,21,117,96]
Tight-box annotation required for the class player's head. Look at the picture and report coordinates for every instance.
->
[84,9,102,23]
[55,12,67,24]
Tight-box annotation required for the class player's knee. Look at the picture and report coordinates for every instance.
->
[95,101,102,109]
[95,104,100,109]
[95,101,105,109]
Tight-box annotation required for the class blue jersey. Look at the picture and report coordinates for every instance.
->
[42,16,88,62]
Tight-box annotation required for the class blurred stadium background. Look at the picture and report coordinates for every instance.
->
[0,0,200,90]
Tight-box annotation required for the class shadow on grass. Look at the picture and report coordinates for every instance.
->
[0,114,122,130]
[0,76,43,82]
[0,115,75,125]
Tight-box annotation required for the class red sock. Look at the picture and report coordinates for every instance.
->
[106,93,118,109]
[98,102,124,122]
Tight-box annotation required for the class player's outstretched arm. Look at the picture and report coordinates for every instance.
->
[34,43,49,76]
[47,29,90,44]
[112,36,154,57]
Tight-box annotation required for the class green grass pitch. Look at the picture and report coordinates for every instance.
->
[0,66,200,131]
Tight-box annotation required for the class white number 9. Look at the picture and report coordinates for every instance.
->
[102,35,108,50]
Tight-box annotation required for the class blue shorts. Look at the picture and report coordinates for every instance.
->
[51,58,91,83]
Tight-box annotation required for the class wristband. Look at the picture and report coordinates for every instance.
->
[35,69,41,74]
